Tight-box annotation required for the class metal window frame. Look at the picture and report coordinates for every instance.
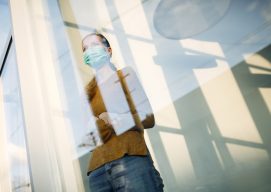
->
[0,33,12,77]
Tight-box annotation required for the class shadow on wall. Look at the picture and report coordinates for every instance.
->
[147,44,271,192]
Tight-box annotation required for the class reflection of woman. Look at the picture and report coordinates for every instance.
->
[83,33,164,192]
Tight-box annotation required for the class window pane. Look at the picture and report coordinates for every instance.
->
[58,0,271,191]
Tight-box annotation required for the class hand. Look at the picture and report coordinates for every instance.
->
[98,112,121,126]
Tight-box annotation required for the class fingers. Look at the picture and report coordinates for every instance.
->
[98,112,109,124]
[98,112,121,126]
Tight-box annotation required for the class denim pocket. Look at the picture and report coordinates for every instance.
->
[88,166,105,177]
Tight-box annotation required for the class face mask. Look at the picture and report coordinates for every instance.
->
[83,46,110,69]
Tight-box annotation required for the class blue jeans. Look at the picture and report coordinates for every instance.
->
[88,154,164,192]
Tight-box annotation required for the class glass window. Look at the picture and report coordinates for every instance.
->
[58,0,271,191]
[3,0,271,191]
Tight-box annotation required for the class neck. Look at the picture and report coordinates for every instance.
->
[95,62,115,84]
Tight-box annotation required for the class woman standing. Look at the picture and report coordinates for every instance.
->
[82,33,164,192]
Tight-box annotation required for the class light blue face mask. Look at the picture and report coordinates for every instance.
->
[83,46,110,69]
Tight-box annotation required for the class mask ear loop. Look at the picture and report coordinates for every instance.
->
[105,46,116,71]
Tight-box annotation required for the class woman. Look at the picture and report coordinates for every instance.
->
[83,33,164,192]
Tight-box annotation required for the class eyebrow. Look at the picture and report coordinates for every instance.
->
[84,42,101,49]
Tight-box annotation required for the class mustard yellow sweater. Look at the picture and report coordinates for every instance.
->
[85,67,154,172]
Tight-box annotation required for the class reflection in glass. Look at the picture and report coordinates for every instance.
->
[59,0,271,191]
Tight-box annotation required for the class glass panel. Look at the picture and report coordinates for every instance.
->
[2,44,32,192]
[58,0,271,191]
[7,0,270,191]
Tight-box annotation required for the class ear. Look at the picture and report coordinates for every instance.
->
[107,47,112,57]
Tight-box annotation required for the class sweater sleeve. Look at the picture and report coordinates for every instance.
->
[95,119,115,143]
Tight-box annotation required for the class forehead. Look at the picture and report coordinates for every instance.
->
[82,35,103,47]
